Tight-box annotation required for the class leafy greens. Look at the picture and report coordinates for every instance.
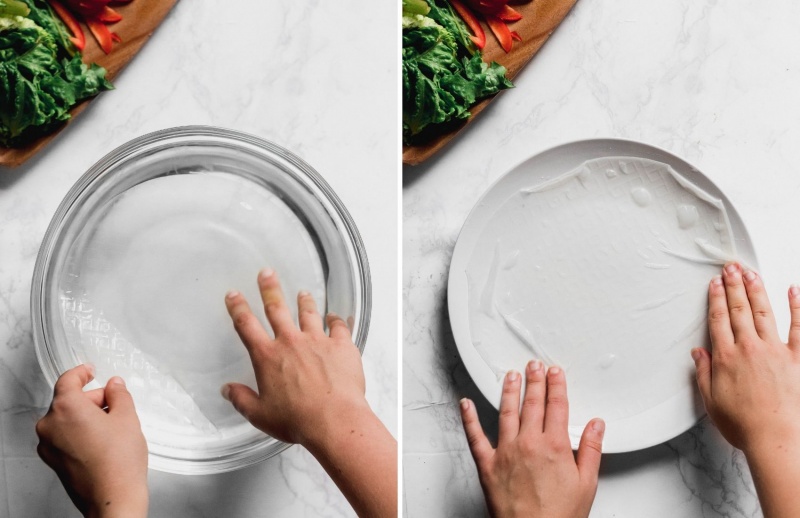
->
[402,0,512,143]
[0,0,112,147]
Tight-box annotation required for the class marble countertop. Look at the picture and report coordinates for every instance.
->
[0,1,397,516]
[403,0,800,516]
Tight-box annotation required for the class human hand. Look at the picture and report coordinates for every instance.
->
[221,268,369,449]
[36,365,148,518]
[693,262,800,454]
[460,362,605,518]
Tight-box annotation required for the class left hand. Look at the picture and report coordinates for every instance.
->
[460,362,605,518]
[36,365,149,518]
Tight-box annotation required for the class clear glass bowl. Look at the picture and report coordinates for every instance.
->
[31,126,371,474]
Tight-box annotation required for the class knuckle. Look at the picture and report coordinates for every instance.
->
[548,437,570,454]
[582,438,603,454]
[708,309,729,324]
[752,309,771,320]
[546,394,567,406]
[728,303,747,315]
[233,312,254,329]
[521,397,539,410]
[499,407,517,419]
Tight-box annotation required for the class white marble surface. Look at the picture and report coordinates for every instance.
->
[404,0,800,516]
[0,1,397,516]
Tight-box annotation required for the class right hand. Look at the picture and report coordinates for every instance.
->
[693,262,800,454]
[221,268,370,449]
[460,361,605,518]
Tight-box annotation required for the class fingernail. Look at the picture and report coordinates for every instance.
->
[109,376,125,386]
[221,384,231,401]
[507,370,519,382]
[298,290,311,297]
[791,285,800,299]
[326,312,339,320]
[744,270,756,282]
[592,419,605,433]
[725,263,739,275]
[460,398,470,410]
[258,268,275,281]
[528,360,542,372]
[549,366,561,375]
[226,290,239,300]
[691,348,702,362]
[710,275,723,286]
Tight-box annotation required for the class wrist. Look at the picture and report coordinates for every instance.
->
[86,484,148,518]
[301,396,377,455]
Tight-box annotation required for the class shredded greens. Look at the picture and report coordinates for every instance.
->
[402,0,512,143]
[0,0,112,147]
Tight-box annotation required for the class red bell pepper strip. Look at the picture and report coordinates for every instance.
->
[86,17,113,53]
[511,31,521,41]
[486,16,513,52]
[48,0,86,50]
[97,6,122,22]
[449,0,486,49]
[111,32,121,42]
[497,5,522,22]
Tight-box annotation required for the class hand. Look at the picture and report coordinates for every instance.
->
[693,263,800,452]
[221,267,368,447]
[36,365,148,518]
[460,362,605,518]
[693,262,800,518]
[221,268,397,518]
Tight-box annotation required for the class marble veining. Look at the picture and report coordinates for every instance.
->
[404,0,800,515]
[0,0,397,516]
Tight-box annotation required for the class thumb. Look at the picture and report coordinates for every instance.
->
[104,377,136,416]
[576,418,604,487]
[691,348,712,405]
[221,383,261,423]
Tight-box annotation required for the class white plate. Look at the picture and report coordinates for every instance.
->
[448,139,757,453]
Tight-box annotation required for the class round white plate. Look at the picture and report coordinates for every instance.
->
[448,138,757,453]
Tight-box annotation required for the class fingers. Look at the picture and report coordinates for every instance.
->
[104,377,137,417]
[297,291,324,335]
[576,418,605,486]
[788,285,800,348]
[707,275,734,348]
[497,371,521,445]
[83,388,106,408]
[722,263,756,340]
[543,367,570,437]
[258,269,296,337]
[691,348,712,404]
[519,360,546,434]
[221,383,261,423]
[742,270,779,341]
[226,290,272,352]
[53,364,95,396]
[326,312,352,340]
[460,398,494,468]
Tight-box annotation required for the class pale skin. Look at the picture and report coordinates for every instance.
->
[692,262,800,518]
[460,361,605,518]
[36,268,396,518]
[35,366,148,518]
[222,268,397,518]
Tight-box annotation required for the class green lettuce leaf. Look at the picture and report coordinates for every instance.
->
[0,0,112,147]
[402,0,512,143]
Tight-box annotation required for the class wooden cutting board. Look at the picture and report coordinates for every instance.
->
[403,0,578,166]
[0,0,179,168]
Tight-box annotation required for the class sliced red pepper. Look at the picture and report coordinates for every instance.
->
[449,0,486,49]
[511,31,521,41]
[497,5,522,22]
[486,16,513,52]
[111,32,121,42]
[48,0,86,50]
[97,6,122,22]
[86,17,113,53]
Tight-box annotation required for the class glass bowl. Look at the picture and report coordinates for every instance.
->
[31,126,371,474]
